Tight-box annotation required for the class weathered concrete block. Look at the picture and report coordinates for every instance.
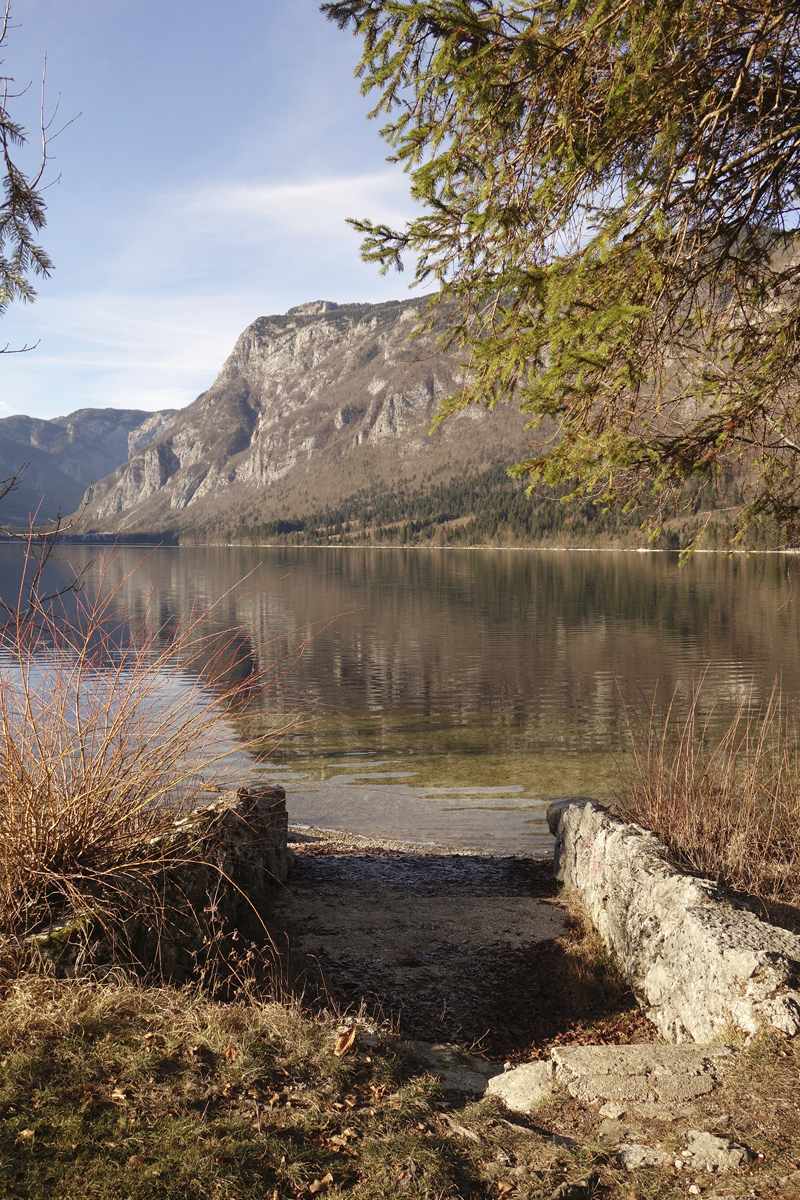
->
[550,1044,732,1116]
[404,1041,503,1094]
[616,1143,672,1170]
[684,1130,754,1172]
[549,798,800,1042]
[486,1043,733,1121]
[484,1061,554,1112]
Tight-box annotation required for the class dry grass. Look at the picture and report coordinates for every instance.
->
[0,971,796,1200]
[614,675,800,906]
[0,550,296,943]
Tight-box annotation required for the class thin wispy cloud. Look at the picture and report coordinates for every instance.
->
[0,2,417,421]
[180,172,414,237]
[0,170,418,418]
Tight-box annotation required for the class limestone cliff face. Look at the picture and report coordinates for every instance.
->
[0,407,177,526]
[78,297,531,534]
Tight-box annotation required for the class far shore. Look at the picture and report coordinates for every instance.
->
[4,536,798,556]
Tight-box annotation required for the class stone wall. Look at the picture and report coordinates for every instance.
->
[548,798,800,1043]
[29,786,293,982]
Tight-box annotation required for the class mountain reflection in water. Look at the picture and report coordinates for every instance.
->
[0,545,798,854]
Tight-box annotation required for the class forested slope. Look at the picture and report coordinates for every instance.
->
[228,463,764,551]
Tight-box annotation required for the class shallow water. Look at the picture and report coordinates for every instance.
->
[1,544,799,853]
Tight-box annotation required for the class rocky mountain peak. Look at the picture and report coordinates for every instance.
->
[287,300,340,316]
[74,296,531,536]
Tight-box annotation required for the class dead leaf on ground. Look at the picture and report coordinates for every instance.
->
[111,1087,127,1101]
[128,1154,146,1167]
[15,1129,34,1143]
[308,1172,334,1194]
[497,1183,514,1197]
[223,1045,239,1062]
[333,1028,357,1057]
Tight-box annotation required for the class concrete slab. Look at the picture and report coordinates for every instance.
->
[550,1043,734,1115]
[616,1143,673,1170]
[684,1129,754,1172]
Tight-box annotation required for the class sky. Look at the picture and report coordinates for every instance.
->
[0,0,419,420]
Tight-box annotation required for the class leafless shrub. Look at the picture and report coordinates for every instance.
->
[0,547,299,950]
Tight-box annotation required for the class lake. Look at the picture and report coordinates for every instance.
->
[1,544,798,854]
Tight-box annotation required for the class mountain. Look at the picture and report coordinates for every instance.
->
[0,408,177,527]
[75,297,533,537]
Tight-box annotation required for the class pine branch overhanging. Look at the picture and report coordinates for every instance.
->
[323,0,800,551]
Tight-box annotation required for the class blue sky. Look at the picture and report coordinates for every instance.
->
[0,0,418,420]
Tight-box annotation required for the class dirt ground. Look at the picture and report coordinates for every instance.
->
[273,828,654,1059]
[267,827,800,1198]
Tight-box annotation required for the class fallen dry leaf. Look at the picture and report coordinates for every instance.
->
[497,1184,514,1197]
[15,1129,34,1143]
[111,1087,127,1101]
[308,1172,334,1194]
[128,1154,146,1167]
[223,1045,239,1062]
[333,1028,357,1058]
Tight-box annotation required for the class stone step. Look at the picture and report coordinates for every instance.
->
[486,1042,733,1121]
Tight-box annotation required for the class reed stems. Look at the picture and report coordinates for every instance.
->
[615,675,800,905]
[0,548,294,939]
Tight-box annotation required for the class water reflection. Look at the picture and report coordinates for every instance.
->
[0,545,798,852]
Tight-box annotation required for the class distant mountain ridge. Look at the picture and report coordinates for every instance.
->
[0,408,177,527]
[75,297,533,537]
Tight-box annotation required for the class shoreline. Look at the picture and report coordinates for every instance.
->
[288,822,553,859]
[15,538,800,556]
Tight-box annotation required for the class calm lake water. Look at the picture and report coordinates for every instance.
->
[1,544,799,853]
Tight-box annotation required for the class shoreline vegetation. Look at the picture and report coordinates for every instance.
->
[615,680,800,928]
[210,465,790,554]
[0,549,301,959]
[5,462,792,553]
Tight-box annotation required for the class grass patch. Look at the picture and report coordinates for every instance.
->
[0,974,525,1200]
[1,972,797,1200]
